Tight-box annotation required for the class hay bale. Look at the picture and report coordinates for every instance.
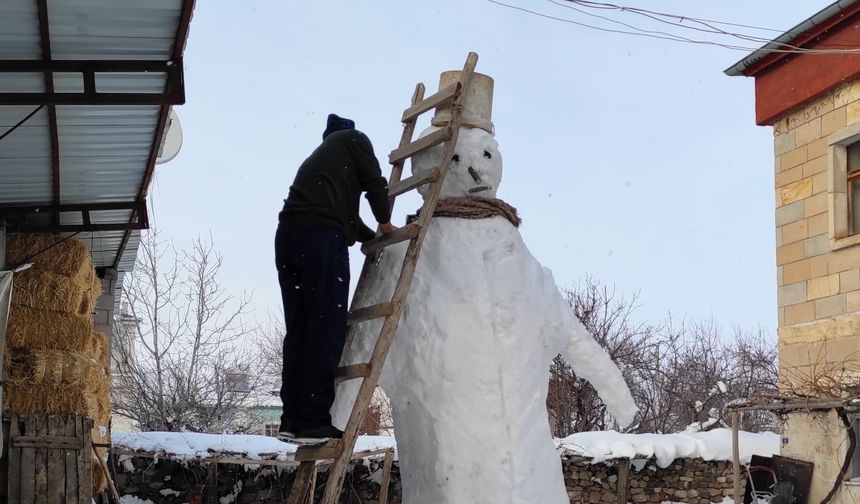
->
[12,270,88,315]
[6,306,94,353]
[3,380,100,417]
[6,234,94,283]
[78,270,103,317]
[5,348,107,389]
[91,331,109,368]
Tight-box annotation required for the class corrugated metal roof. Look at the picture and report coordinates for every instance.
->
[48,0,181,60]
[0,0,41,59]
[0,106,52,204]
[0,0,191,273]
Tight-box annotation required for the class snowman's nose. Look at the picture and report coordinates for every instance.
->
[468,166,482,184]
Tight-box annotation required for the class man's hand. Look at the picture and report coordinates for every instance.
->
[379,222,398,234]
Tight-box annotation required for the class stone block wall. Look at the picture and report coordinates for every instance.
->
[773,81,860,329]
[563,457,741,504]
[112,452,746,504]
[771,79,860,504]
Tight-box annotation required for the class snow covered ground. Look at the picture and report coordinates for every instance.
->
[113,428,778,468]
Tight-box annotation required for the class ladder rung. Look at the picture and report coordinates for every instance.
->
[335,363,371,384]
[388,126,451,165]
[360,223,420,255]
[294,440,343,461]
[348,302,394,325]
[388,168,439,198]
[400,82,461,123]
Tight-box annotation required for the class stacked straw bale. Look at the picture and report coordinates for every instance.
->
[3,234,111,494]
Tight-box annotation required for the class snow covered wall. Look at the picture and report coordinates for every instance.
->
[332,126,638,504]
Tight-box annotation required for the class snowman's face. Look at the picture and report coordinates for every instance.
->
[411,126,502,199]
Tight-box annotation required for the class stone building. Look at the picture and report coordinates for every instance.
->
[726,1,860,501]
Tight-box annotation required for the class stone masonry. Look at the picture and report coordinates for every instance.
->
[112,451,743,504]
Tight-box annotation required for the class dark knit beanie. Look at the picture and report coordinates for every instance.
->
[322,113,356,140]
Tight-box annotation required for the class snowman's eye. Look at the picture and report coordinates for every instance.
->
[483,150,492,159]
[452,154,460,162]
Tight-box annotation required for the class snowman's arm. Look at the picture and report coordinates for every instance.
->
[540,269,639,428]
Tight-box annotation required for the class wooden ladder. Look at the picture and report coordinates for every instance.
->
[285,51,479,504]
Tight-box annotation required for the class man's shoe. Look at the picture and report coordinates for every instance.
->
[276,420,298,443]
[293,425,343,445]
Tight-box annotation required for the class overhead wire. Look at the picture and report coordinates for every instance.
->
[486,0,860,55]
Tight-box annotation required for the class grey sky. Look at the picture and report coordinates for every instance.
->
[148,0,818,331]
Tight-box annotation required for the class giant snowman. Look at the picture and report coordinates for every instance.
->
[333,71,637,503]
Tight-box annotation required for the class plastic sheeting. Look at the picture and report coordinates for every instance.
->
[0,271,12,457]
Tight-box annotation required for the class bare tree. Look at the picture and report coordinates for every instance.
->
[547,278,657,436]
[548,278,779,436]
[112,231,263,432]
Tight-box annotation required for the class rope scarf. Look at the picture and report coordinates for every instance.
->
[407,196,522,228]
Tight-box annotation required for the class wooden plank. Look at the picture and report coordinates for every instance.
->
[13,436,83,450]
[306,467,317,504]
[8,416,22,504]
[348,303,394,326]
[0,417,9,502]
[360,223,420,255]
[388,126,451,165]
[320,51,480,504]
[286,462,316,504]
[616,458,630,504]
[34,416,48,504]
[401,82,460,123]
[732,412,741,504]
[93,446,121,504]
[64,417,79,504]
[378,450,394,504]
[295,440,342,462]
[20,417,36,504]
[388,168,439,198]
[46,417,66,504]
[77,417,92,504]
[335,364,371,384]
[206,462,218,504]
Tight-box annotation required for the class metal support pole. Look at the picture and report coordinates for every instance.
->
[732,411,741,504]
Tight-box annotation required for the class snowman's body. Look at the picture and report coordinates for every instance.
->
[332,127,637,504]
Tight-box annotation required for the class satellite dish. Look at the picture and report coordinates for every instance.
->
[156,109,183,164]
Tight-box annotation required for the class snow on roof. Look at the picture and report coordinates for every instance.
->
[114,428,778,469]
[112,431,396,465]
[556,428,780,468]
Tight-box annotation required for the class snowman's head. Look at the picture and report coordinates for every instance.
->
[411,126,502,199]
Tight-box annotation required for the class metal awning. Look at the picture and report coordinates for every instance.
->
[0,0,194,271]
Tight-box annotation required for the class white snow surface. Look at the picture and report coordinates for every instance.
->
[112,431,394,463]
[333,126,637,504]
[112,429,777,474]
[558,428,780,468]
[120,496,155,504]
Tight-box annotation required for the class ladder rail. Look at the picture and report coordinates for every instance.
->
[319,52,479,504]
[337,83,426,368]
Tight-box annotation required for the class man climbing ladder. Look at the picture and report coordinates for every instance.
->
[275,113,397,444]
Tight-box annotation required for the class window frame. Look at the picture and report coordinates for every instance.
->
[827,122,860,249]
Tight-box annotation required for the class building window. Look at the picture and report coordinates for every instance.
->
[849,143,860,235]
[264,423,279,437]
[827,122,860,247]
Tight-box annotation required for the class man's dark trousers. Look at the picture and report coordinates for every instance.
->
[275,225,350,431]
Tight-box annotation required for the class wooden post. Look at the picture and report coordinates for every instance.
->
[206,463,218,504]
[92,446,121,504]
[617,458,630,504]
[305,467,317,504]
[378,450,394,504]
[732,411,741,504]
